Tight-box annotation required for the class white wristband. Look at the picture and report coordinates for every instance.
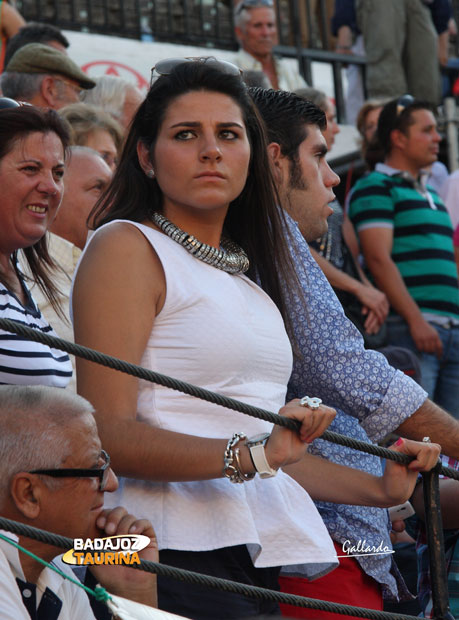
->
[246,433,278,479]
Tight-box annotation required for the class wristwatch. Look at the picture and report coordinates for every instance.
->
[245,433,278,478]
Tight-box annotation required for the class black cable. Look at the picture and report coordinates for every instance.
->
[1,318,458,481]
[0,517,420,620]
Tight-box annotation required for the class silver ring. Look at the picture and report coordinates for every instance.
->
[422,436,431,443]
[299,396,322,410]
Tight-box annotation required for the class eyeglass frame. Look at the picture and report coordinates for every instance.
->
[52,75,84,99]
[30,449,111,491]
[150,56,243,88]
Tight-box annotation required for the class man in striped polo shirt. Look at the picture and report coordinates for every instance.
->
[349,95,459,418]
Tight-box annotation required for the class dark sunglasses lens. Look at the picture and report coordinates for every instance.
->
[154,58,186,76]
[151,57,241,82]
[396,94,415,115]
[237,0,273,12]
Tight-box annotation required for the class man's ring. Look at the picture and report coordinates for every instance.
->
[422,436,431,443]
[300,396,322,410]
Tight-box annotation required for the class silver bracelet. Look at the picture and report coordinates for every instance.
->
[234,447,256,481]
[223,432,254,483]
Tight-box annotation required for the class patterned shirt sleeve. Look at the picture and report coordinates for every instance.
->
[349,172,395,232]
[284,213,427,441]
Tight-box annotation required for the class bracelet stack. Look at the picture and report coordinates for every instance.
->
[223,432,256,483]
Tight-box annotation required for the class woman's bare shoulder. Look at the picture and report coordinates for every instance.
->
[77,221,165,296]
[84,221,160,265]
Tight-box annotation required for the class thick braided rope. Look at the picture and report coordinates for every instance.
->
[1,317,458,481]
[0,517,419,620]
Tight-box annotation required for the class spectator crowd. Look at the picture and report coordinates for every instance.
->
[0,2,459,620]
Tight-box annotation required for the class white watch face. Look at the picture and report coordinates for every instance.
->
[247,432,270,446]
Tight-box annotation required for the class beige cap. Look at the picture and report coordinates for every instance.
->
[5,43,96,89]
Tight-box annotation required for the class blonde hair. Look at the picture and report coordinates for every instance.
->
[59,102,123,153]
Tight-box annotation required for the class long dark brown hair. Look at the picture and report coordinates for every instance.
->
[92,61,301,336]
[0,106,70,315]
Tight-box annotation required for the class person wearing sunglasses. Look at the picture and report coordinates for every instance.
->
[233,0,308,92]
[72,58,440,619]
[0,385,158,619]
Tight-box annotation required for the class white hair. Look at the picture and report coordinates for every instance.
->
[234,2,273,31]
[81,75,134,122]
[0,386,95,503]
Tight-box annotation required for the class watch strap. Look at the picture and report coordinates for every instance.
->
[246,435,278,478]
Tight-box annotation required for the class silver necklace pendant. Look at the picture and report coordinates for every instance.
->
[151,212,250,275]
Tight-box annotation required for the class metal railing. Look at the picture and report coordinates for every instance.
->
[15,0,366,122]
[0,316,456,619]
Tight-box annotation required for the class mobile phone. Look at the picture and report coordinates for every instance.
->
[388,500,415,522]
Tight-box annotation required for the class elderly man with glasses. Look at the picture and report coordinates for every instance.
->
[233,0,308,91]
[0,385,158,620]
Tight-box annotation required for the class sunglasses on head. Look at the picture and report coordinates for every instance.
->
[235,0,274,15]
[150,57,243,87]
[395,94,415,117]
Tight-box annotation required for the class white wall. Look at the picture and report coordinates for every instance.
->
[64,29,358,157]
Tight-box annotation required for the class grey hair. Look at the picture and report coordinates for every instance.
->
[81,75,133,122]
[234,6,251,30]
[295,87,328,113]
[0,385,95,503]
[59,102,124,152]
[1,71,46,101]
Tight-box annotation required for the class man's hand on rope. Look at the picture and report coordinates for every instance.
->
[380,438,441,507]
[90,506,159,607]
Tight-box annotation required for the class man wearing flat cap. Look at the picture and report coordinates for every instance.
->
[1,42,95,109]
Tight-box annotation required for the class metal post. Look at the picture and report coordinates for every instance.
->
[289,0,312,86]
[318,0,329,50]
[332,60,345,124]
[421,467,455,620]
[444,97,459,172]
[305,0,314,49]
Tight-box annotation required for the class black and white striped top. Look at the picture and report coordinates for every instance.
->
[0,278,72,387]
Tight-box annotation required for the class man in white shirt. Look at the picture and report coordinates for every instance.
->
[0,385,158,620]
[233,0,307,91]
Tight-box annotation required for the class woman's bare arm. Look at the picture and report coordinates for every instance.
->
[2,3,25,39]
[72,223,334,481]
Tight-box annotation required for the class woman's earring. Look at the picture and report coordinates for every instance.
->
[147,169,155,179]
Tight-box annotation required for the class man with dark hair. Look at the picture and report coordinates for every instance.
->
[250,86,459,614]
[349,95,459,418]
[4,21,69,68]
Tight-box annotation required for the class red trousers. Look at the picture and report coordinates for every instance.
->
[279,542,383,619]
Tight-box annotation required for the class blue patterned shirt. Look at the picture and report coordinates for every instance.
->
[283,213,427,599]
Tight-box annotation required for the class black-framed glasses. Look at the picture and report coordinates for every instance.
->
[396,94,415,117]
[150,57,243,87]
[30,449,111,491]
[235,0,274,15]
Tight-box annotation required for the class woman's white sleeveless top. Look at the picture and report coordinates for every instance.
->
[75,221,338,579]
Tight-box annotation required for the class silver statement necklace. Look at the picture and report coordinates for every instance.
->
[151,212,250,275]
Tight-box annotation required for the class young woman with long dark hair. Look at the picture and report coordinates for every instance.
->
[72,59,440,619]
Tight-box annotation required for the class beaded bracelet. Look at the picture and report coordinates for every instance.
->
[223,432,255,483]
